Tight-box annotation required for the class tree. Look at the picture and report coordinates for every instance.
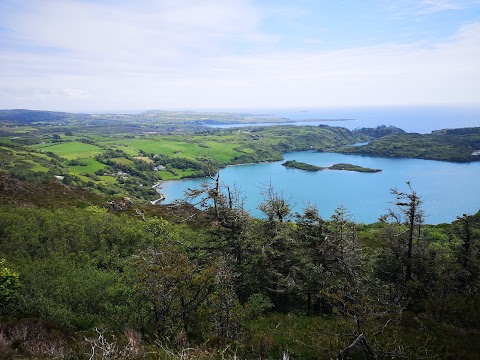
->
[258,182,292,223]
[210,255,244,340]
[295,204,325,311]
[183,172,252,302]
[0,258,20,313]
[376,182,426,310]
[131,219,216,339]
[384,181,423,283]
[255,184,299,309]
[455,214,479,283]
[312,206,361,314]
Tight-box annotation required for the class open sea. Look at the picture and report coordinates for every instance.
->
[209,105,480,133]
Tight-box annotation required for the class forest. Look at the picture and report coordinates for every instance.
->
[1,170,479,359]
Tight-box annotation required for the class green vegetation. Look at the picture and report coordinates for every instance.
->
[282,160,324,171]
[338,127,480,162]
[1,110,480,358]
[2,109,478,205]
[329,163,381,172]
[353,125,406,138]
[0,259,20,312]
[0,110,373,202]
[0,173,479,359]
[33,141,105,160]
[283,160,381,172]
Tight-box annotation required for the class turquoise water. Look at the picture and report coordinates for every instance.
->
[158,152,480,224]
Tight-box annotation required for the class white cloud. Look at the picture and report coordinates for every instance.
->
[420,0,480,13]
[383,0,480,17]
[191,23,480,108]
[1,0,270,65]
[0,1,479,110]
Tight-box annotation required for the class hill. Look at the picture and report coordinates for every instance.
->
[337,127,480,162]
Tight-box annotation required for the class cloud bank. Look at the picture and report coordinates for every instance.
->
[0,0,479,111]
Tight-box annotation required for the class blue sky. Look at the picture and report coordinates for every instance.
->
[0,0,479,111]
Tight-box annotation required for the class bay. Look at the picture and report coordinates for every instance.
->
[207,106,480,133]
[157,151,480,224]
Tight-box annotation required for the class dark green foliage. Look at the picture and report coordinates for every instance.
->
[432,127,480,135]
[338,130,480,162]
[153,153,213,176]
[282,160,324,171]
[282,160,381,172]
[0,259,20,314]
[328,163,381,172]
[66,159,88,166]
[353,125,406,138]
[0,183,479,358]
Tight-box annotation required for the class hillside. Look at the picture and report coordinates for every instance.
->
[0,111,371,202]
[337,127,480,162]
[1,171,479,359]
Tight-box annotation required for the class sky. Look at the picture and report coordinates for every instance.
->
[0,0,479,112]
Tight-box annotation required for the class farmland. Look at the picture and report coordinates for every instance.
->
[0,111,369,201]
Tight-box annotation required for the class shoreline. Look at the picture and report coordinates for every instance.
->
[150,195,165,205]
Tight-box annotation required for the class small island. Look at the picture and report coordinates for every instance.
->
[281,160,324,171]
[282,160,381,173]
[329,163,381,173]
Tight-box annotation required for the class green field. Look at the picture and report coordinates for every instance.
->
[67,158,106,175]
[31,141,105,160]
[91,142,140,156]
[0,137,14,145]
[1,126,38,134]
[1,146,51,172]
[109,157,133,166]
[103,137,239,164]
[0,125,374,201]
[99,175,117,184]
[21,159,49,172]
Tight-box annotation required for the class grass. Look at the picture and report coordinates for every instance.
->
[245,313,349,359]
[76,174,91,183]
[134,156,153,163]
[2,126,38,134]
[31,141,105,160]
[106,144,139,156]
[110,157,133,165]
[109,137,246,165]
[156,169,203,181]
[119,138,203,158]
[0,147,53,172]
[244,312,480,360]
[21,159,49,172]
[0,137,14,145]
[99,175,117,184]
[68,158,106,175]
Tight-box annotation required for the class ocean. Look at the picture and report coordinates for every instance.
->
[209,105,480,133]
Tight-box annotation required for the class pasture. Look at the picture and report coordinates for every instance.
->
[68,158,106,175]
[111,136,240,164]
[31,141,105,160]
